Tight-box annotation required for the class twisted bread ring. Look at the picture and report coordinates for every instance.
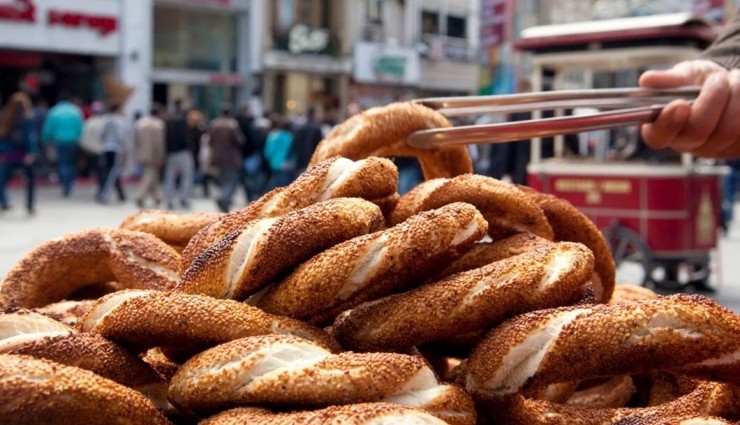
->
[439,233,553,279]
[120,210,222,248]
[35,299,96,327]
[466,294,740,398]
[309,102,472,180]
[610,283,659,305]
[0,228,181,308]
[1,309,164,395]
[565,375,636,409]
[183,156,398,266]
[472,380,739,425]
[169,334,476,425]
[390,174,554,240]
[0,354,170,425]
[180,198,384,300]
[79,290,340,355]
[256,202,488,325]
[331,242,593,352]
[520,188,616,303]
[201,404,450,425]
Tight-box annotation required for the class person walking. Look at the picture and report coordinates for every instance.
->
[0,92,37,214]
[41,93,84,197]
[80,101,107,182]
[187,107,210,198]
[263,117,294,192]
[209,105,245,212]
[96,104,128,203]
[133,106,166,208]
[163,99,194,209]
[292,107,323,176]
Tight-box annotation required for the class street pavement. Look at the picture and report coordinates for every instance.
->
[1,182,739,313]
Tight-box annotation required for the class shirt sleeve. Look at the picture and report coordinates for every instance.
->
[702,12,740,69]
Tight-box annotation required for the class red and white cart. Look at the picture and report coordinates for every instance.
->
[520,13,725,291]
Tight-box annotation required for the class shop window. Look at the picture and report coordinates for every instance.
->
[153,6,238,72]
[447,15,466,38]
[422,11,439,35]
[272,0,338,55]
[367,0,383,23]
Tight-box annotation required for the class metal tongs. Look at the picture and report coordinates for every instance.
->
[408,87,700,149]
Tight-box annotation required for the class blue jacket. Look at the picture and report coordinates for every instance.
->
[42,101,84,146]
[264,129,294,171]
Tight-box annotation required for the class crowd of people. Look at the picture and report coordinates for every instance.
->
[0,94,332,215]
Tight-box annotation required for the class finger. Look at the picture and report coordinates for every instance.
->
[692,70,740,157]
[671,73,731,152]
[640,100,691,150]
[639,69,693,89]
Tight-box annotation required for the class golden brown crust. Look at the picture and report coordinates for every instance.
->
[565,375,636,409]
[0,354,170,425]
[142,348,180,382]
[120,210,223,246]
[182,156,398,267]
[309,103,472,180]
[79,290,340,355]
[331,242,594,352]
[179,198,385,300]
[610,284,659,305]
[439,233,554,278]
[390,174,554,240]
[467,295,740,397]
[521,189,616,303]
[257,203,488,325]
[200,404,451,425]
[0,228,181,308]
[169,334,476,424]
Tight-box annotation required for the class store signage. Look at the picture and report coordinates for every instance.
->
[48,9,117,36]
[288,24,329,54]
[0,0,35,23]
[353,42,420,85]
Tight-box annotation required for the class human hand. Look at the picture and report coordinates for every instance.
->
[639,59,740,158]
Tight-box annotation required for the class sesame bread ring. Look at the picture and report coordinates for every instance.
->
[0,354,171,425]
[35,299,96,327]
[610,283,660,305]
[390,174,554,240]
[79,290,339,355]
[0,228,181,308]
[309,102,472,180]
[120,210,223,248]
[439,233,553,278]
[257,202,488,325]
[201,404,450,425]
[331,242,594,352]
[466,295,740,398]
[472,380,738,425]
[182,156,398,267]
[180,198,385,300]
[565,375,637,409]
[1,309,164,395]
[169,334,476,425]
[521,188,616,303]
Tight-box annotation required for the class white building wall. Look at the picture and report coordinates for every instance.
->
[119,0,153,119]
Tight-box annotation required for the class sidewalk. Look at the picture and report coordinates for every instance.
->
[1,183,738,313]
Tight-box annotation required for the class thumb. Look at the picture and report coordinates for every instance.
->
[639,69,694,89]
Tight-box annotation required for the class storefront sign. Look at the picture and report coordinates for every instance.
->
[0,0,35,23]
[48,9,117,36]
[288,24,330,54]
[353,42,420,85]
[0,0,120,56]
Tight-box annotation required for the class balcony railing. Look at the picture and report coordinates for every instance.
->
[419,34,477,62]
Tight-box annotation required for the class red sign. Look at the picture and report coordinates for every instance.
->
[0,0,35,23]
[48,9,118,36]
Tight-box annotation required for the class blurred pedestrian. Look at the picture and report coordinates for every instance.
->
[163,99,194,209]
[96,103,128,204]
[235,105,258,202]
[292,107,323,176]
[0,92,37,214]
[80,101,107,182]
[263,117,294,191]
[41,93,84,197]
[133,105,166,208]
[187,108,209,198]
[209,105,245,212]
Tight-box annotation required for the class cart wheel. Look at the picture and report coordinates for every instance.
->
[603,225,653,287]
[650,258,714,293]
